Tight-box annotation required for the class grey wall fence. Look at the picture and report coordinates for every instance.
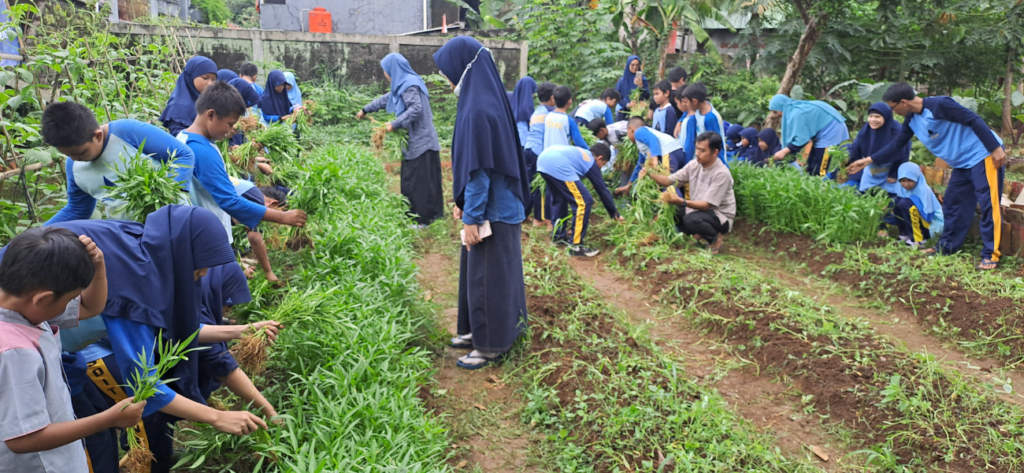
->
[108,23,529,87]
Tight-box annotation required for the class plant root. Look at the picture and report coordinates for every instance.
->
[121,445,155,473]
[232,334,270,375]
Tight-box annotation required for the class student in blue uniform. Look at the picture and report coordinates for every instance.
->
[357,53,444,227]
[651,80,678,136]
[847,83,1006,270]
[40,102,195,224]
[434,36,530,370]
[160,56,218,137]
[238,62,263,118]
[769,93,849,177]
[179,81,308,240]
[230,178,287,284]
[734,127,758,161]
[615,117,686,196]
[51,206,269,473]
[725,124,743,158]
[509,77,537,149]
[196,263,280,419]
[890,162,944,248]
[846,102,908,195]
[284,71,303,113]
[543,86,588,150]
[217,69,261,147]
[750,128,781,167]
[614,55,650,121]
[525,81,556,227]
[574,88,619,128]
[678,82,728,166]
[667,66,688,116]
[259,70,293,125]
[537,143,622,256]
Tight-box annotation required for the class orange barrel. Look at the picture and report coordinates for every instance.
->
[309,7,332,33]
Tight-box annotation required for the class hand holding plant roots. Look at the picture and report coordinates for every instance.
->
[234,287,328,374]
[122,331,203,473]
[630,156,682,244]
[102,149,187,223]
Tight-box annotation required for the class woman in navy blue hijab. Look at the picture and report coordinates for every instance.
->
[510,76,537,148]
[160,56,218,136]
[259,70,293,124]
[434,36,529,370]
[614,55,650,120]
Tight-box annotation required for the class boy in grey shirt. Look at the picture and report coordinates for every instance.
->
[640,131,735,254]
[0,227,144,473]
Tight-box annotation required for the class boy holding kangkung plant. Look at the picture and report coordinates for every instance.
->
[615,116,685,196]
[41,102,196,224]
[179,81,308,240]
[0,227,146,473]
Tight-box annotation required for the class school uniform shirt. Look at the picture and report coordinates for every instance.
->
[630,126,682,182]
[785,119,848,153]
[461,169,526,225]
[525,105,554,156]
[537,145,619,218]
[0,299,89,473]
[667,159,736,227]
[46,120,195,224]
[652,104,678,137]
[871,97,1003,169]
[681,104,728,165]
[177,132,267,238]
[574,100,615,126]
[362,86,441,160]
[542,111,588,150]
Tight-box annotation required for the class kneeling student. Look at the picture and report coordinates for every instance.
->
[537,143,623,257]
[893,162,944,248]
[639,131,735,255]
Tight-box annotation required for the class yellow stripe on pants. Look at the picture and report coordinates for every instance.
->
[985,156,1002,262]
[819,147,831,177]
[540,188,546,220]
[909,206,925,242]
[566,181,586,245]
[87,359,151,472]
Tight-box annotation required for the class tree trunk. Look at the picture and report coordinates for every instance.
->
[764,12,828,129]
[658,33,670,81]
[1003,45,1015,146]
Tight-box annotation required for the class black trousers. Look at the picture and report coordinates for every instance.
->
[401,150,445,225]
[804,147,831,177]
[541,174,593,245]
[457,221,528,353]
[676,209,731,243]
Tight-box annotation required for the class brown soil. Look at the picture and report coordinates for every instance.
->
[415,251,543,472]
[284,235,314,251]
[568,256,847,470]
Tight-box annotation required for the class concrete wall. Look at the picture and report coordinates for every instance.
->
[108,23,528,87]
[260,0,427,35]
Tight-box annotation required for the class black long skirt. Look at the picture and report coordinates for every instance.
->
[456,221,528,353]
[401,150,444,225]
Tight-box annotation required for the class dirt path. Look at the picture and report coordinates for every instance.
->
[567,256,846,471]
[739,254,1024,405]
[416,250,544,472]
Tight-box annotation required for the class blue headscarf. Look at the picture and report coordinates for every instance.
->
[614,55,649,111]
[47,205,235,404]
[738,127,759,159]
[381,53,428,117]
[260,70,292,118]
[217,68,239,83]
[197,263,251,399]
[897,163,940,223]
[284,71,302,109]
[160,56,218,134]
[231,78,261,109]
[751,127,781,166]
[510,76,537,124]
[855,102,908,160]
[769,94,847,148]
[725,124,743,150]
[433,36,529,208]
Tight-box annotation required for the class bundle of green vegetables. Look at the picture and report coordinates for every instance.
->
[233,287,330,375]
[102,148,187,223]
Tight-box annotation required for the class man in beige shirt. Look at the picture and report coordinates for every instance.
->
[639,131,735,254]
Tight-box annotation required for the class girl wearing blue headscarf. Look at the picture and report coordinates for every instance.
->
[736,127,759,161]
[357,53,443,226]
[283,71,303,112]
[160,56,218,136]
[510,77,538,149]
[614,55,650,121]
[751,127,781,167]
[725,124,743,158]
[893,162,944,247]
[49,206,268,472]
[434,36,529,370]
[259,70,292,125]
[846,102,909,194]
[768,94,850,177]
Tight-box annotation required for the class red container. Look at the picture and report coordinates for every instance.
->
[309,7,332,33]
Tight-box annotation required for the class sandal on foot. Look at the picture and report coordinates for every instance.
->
[920,247,938,256]
[449,334,473,349]
[977,259,998,271]
[456,351,500,370]
[710,245,722,256]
